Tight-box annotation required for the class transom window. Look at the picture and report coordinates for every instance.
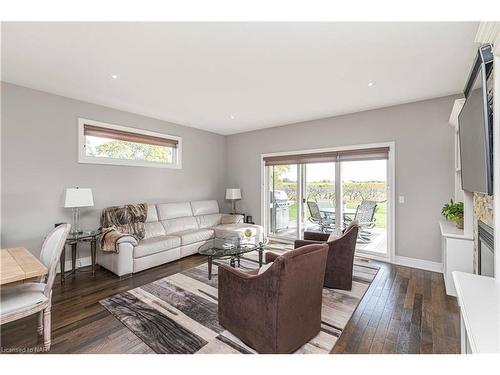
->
[78,118,182,169]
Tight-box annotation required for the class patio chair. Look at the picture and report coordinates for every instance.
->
[307,201,334,232]
[351,200,378,243]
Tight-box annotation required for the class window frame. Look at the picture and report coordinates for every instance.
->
[77,118,182,169]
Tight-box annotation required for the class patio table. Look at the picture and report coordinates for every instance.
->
[320,207,357,217]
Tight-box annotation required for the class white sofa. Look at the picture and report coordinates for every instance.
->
[97,199,263,277]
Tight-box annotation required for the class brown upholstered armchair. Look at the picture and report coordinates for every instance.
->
[218,243,328,354]
[295,224,359,290]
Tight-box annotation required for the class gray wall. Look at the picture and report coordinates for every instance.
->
[226,96,457,263]
[1,82,456,264]
[1,83,227,259]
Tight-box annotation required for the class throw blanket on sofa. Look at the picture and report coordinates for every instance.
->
[100,203,148,253]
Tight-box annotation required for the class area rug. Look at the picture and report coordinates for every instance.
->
[100,247,379,354]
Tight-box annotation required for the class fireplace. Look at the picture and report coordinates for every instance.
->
[478,220,495,277]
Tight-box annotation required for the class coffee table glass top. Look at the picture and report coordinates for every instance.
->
[198,237,260,257]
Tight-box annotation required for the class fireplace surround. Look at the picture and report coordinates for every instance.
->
[478,220,495,277]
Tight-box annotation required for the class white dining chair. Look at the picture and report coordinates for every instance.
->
[0,223,70,351]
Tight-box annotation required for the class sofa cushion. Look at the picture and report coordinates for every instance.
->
[191,200,220,216]
[144,221,167,239]
[176,229,214,246]
[196,213,223,228]
[213,224,264,242]
[156,202,193,220]
[133,235,181,258]
[145,204,159,222]
[161,216,199,235]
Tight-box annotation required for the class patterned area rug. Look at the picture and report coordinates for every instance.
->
[100,245,379,354]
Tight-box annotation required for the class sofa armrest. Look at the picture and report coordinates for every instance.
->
[221,214,244,224]
[294,239,323,249]
[303,231,330,242]
[98,241,134,276]
[116,235,139,246]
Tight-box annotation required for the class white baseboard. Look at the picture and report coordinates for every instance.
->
[394,256,443,273]
[355,250,390,263]
[55,256,92,274]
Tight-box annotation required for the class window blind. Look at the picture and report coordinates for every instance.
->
[263,147,389,166]
[84,124,178,148]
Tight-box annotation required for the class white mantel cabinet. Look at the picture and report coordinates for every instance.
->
[440,220,473,296]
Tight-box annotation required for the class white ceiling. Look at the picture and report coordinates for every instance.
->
[1,22,480,135]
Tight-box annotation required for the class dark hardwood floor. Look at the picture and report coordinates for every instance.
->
[0,256,460,354]
[332,260,460,354]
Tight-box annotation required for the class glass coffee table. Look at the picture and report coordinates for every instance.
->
[198,237,265,280]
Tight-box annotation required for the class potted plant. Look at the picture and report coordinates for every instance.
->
[441,199,464,229]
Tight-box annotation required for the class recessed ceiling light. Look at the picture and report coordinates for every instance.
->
[111,74,119,80]
[230,114,235,120]
[367,82,375,87]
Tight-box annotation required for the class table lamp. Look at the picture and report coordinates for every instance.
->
[225,188,242,214]
[64,187,94,234]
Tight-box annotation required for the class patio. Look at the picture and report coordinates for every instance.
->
[270,199,388,256]
[271,223,387,255]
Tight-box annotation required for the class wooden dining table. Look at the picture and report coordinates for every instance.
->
[0,247,48,286]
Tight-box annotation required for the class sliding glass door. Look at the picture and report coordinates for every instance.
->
[341,160,388,256]
[302,162,336,236]
[263,145,391,259]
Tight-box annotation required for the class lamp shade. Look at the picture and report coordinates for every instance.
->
[225,188,242,200]
[64,188,94,208]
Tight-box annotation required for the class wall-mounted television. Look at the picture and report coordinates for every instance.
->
[458,44,494,195]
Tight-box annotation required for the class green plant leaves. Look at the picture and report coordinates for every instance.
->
[441,199,464,222]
